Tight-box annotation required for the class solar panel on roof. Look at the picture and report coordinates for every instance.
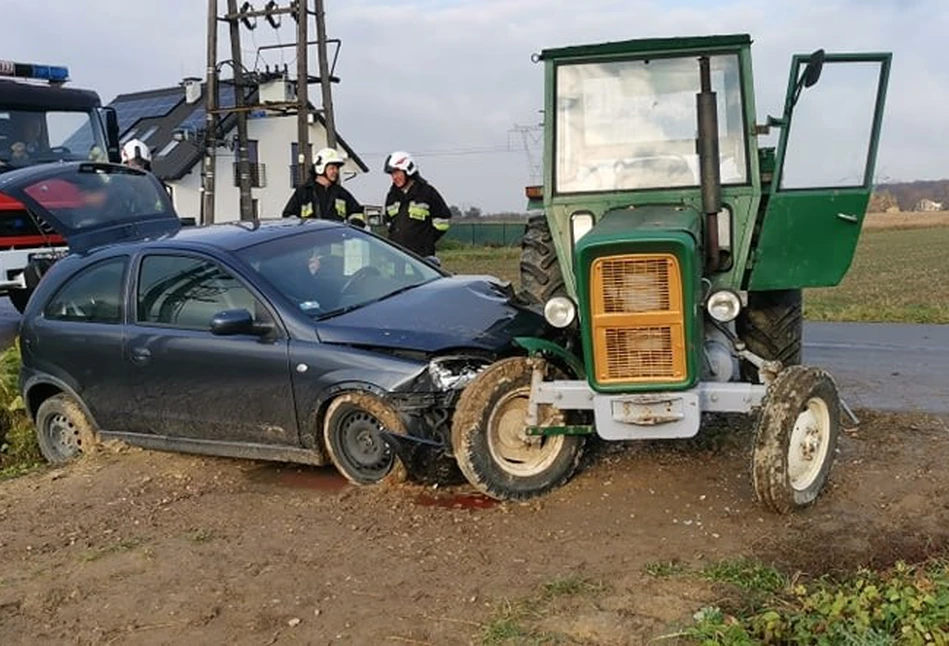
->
[176,85,239,134]
[111,93,183,134]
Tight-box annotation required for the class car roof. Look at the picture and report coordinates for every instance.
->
[92,217,345,254]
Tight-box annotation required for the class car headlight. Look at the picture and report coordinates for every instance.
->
[428,357,490,391]
[706,289,741,322]
[544,296,576,328]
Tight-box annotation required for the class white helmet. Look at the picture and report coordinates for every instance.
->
[383,150,417,176]
[313,147,346,175]
[121,138,152,165]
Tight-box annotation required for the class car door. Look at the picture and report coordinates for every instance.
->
[123,251,297,446]
[21,254,131,431]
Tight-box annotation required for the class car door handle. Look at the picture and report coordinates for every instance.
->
[130,347,151,365]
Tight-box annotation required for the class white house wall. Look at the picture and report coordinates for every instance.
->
[167,115,366,224]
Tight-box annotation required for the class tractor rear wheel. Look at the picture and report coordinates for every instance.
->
[736,289,803,382]
[519,215,565,306]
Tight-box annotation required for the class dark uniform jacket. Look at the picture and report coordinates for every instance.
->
[384,176,451,257]
[282,180,364,225]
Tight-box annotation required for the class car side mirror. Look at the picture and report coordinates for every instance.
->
[423,255,442,268]
[210,308,270,337]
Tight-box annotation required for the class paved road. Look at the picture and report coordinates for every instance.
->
[0,300,943,414]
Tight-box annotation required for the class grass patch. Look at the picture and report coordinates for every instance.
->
[441,227,949,324]
[0,340,42,478]
[480,575,607,645]
[80,538,143,563]
[669,558,949,645]
[645,559,691,579]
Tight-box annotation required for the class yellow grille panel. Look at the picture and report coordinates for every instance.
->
[600,257,671,313]
[591,254,686,384]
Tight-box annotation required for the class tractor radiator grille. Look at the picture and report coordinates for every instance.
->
[591,254,687,384]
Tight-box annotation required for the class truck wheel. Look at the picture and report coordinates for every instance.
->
[519,215,565,306]
[451,357,584,501]
[323,392,408,486]
[751,365,840,514]
[736,289,802,381]
[8,289,30,314]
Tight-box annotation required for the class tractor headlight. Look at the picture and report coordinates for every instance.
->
[706,289,741,322]
[544,296,576,328]
[427,356,490,391]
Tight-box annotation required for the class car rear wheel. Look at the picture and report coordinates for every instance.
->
[35,393,99,464]
[323,392,408,486]
[452,357,585,501]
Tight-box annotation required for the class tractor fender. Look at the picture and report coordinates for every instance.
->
[513,336,585,378]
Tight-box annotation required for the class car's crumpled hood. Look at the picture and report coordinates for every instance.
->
[314,276,545,354]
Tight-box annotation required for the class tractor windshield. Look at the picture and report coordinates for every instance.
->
[554,53,747,194]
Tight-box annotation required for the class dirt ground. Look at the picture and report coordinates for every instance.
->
[1,408,948,646]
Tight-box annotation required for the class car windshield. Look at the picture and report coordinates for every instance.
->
[555,53,747,193]
[0,108,108,171]
[237,226,443,319]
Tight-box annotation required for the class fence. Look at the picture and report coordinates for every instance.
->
[441,221,527,247]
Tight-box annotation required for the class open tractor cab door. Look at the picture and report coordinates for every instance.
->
[451,35,891,513]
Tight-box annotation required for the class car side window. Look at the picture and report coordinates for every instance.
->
[44,257,127,323]
[137,254,267,330]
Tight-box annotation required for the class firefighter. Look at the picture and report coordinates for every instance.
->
[120,138,152,171]
[282,147,366,227]
[383,151,451,257]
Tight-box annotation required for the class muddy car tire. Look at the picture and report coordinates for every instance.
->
[452,357,584,501]
[736,289,803,382]
[35,393,99,464]
[752,365,840,514]
[323,392,408,486]
[519,215,566,306]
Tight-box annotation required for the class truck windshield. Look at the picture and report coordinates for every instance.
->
[554,53,747,194]
[0,108,108,171]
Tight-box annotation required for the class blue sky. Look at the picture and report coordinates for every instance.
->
[5,0,943,212]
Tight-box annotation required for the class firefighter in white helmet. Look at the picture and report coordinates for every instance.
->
[120,138,152,171]
[383,150,451,257]
[282,146,365,227]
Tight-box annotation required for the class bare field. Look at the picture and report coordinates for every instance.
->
[865,210,949,230]
[1,410,947,644]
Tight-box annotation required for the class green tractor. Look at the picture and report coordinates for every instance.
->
[451,34,891,513]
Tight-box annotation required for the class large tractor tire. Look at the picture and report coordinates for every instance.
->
[736,289,803,382]
[519,215,565,306]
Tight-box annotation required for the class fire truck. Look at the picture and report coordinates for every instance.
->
[0,59,120,311]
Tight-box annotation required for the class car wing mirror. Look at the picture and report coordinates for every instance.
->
[210,308,271,336]
[423,255,442,268]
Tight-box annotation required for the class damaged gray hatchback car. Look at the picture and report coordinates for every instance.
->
[3,161,561,485]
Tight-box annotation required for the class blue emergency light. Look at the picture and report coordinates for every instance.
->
[0,60,70,83]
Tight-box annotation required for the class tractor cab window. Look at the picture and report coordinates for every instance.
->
[555,54,747,194]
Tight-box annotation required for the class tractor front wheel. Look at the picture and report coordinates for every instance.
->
[451,357,584,501]
[751,365,840,514]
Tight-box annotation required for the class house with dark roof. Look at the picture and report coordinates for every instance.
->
[107,74,368,222]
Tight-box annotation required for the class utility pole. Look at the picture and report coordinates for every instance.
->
[295,0,310,189]
[226,0,254,221]
[314,0,336,149]
[202,0,219,225]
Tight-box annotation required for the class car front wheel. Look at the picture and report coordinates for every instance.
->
[322,392,408,486]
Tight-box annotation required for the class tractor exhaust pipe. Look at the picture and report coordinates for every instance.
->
[697,56,721,273]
